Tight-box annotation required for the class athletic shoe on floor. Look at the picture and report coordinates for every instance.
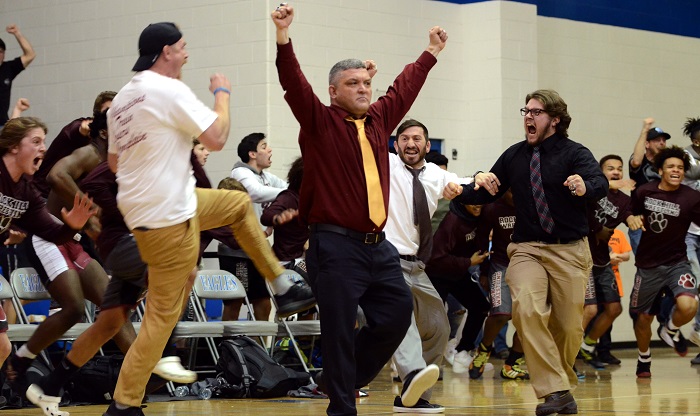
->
[500,357,530,380]
[451,350,475,374]
[468,348,492,380]
[636,360,651,378]
[444,338,458,365]
[393,396,445,414]
[597,351,621,365]
[578,347,606,370]
[400,365,440,408]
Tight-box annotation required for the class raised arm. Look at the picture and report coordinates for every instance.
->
[197,73,231,151]
[271,3,293,45]
[6,24,35,67]
[47,147,102,209]
[426,26,448,58]
[630,118,655,170]
[9,98,29,119]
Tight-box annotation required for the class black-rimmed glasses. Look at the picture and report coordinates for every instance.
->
[520,108,546,117]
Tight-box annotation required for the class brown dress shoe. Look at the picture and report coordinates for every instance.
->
[535,390,578,415]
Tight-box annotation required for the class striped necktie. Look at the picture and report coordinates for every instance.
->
[530,145,555,234]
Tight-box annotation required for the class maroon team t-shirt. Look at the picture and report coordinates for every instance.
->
[633,181,700,269]
[587,190,633,266]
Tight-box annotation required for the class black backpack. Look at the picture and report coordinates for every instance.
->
[216,335,310,398]
[65,354,169,404]
[65,354,124,404]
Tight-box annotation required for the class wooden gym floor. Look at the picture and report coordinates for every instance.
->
[6,348,700,415]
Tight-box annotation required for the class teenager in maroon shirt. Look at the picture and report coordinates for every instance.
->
[261,157,307,265]
[474,190,530,380]
[8,111,136,400]
[629,146,700,378]
[579,155,634,369]
[0,117,94,389]
[32,91,116,199]
[426,202,490,377]
[272,3,448,415]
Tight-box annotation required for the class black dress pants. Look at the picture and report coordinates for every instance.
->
[306,230,413,416]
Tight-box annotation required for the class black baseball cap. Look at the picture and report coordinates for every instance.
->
[132,22,182,72]
[646,127,671,141]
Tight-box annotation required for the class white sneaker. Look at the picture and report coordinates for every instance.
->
[26,383,69,416]
[153,356,197,384]
[444,338,458,365]
[452,350,475,374]
[690,328,700,347]
[658,324,676,348]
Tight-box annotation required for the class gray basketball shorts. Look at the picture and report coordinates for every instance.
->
[489,263,513,316]
[102,234,148,309]
[629,261,698,315]
[584,264,621,306]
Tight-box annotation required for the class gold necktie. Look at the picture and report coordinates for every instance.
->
[347,116,386,228]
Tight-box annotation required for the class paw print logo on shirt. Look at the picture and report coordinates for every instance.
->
[678,273,696,289]
[594,209,607,225]
[647,212,667,233]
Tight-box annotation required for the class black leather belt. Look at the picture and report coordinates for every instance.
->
[536,237,580,245]
[310,224,385,244]
[399,254,418,262]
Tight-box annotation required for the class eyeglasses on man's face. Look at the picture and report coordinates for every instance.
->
[520,107,546,117]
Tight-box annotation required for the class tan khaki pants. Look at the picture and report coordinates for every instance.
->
[505,238,591,398]
[114,188,284,406]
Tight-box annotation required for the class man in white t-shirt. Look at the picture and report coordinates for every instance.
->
[101,22,315,416]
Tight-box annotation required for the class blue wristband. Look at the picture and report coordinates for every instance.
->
[213,87,231,96]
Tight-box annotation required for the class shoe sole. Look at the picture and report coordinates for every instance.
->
[535,399,577,416]
[500,369,529,380]
[392,405,445,414]
[276,299,317,318]
[401,365,440,408]
[585,361,606,370]
[26,384,69,416]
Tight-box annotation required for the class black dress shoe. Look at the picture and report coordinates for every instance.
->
[535,390,577,415]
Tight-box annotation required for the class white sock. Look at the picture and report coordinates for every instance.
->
[638,349,651,361]
[17,344,37,360]
[667,320,679,331]
[269,272,294,295]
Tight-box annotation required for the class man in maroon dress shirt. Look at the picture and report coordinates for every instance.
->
[272,3,448,415]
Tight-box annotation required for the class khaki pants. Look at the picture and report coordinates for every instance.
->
[114,188,284,407]
[505,239,591,398]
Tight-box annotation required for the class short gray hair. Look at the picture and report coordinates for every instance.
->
[329,59,366,85]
